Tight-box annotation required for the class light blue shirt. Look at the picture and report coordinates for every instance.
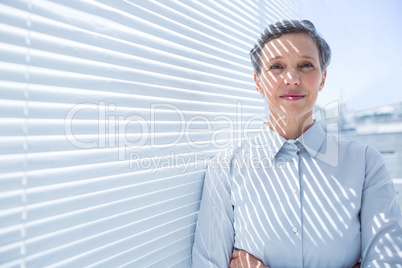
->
[192,122,402,268]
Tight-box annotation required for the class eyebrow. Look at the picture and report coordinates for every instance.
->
[267,55,284,61]
[300,55,318,61]
[266,55,318,62]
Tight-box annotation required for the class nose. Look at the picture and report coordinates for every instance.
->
[283,68,300,86]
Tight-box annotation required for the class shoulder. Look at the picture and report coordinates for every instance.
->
[335,136,389,185]
[205,136,258,190]
[335,136,383,162]
[330,135,381,160]
[208,135,256,168]
[320,134,386,173]
[334,135,367,151]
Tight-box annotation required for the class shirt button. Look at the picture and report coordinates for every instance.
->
[292,189,297,194]
[292,226,298,233]
[297,148,301,152]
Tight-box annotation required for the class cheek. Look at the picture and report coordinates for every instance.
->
[261,73,281,91]
[303,73,322,89]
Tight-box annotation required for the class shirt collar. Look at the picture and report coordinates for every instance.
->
[253,124,286,161]
[297,121,327,158]
[255,121,327,160]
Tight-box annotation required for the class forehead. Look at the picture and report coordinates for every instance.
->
[261,33,319,61]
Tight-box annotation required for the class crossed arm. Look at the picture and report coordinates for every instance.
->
[193,148,400,267]
[230,250,266,268]
[230,250,361,268]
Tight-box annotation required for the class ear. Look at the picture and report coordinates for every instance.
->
[319,69,327,92]
[254,73,264,95]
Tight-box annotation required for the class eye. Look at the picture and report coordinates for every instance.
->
[270,63,283,70]
[300,63,313,68]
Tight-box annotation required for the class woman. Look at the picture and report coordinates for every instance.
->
[192,20,402,267]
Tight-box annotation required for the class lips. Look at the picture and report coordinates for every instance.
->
[280,92,306,101]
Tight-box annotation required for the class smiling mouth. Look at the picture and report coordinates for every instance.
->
[280,93,306,101]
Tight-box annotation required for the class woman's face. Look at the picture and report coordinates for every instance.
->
[255,33,327,121]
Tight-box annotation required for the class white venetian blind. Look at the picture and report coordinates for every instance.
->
[0,0,298,267]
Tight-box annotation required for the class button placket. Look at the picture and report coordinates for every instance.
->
[289,141,302,238]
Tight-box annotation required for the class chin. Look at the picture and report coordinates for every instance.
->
[269,106,313,120]
[283,110,313,120]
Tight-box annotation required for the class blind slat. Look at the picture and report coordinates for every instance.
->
[0,0,298,266]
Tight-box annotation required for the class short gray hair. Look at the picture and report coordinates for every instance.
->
[250,19,331,74]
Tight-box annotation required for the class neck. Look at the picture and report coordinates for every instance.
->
[266,112,315,140]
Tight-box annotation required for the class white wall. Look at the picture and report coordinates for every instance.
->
[0,1,298,267]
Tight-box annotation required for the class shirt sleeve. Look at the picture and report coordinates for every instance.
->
[191,154,235,268]
[360,145,402,267]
